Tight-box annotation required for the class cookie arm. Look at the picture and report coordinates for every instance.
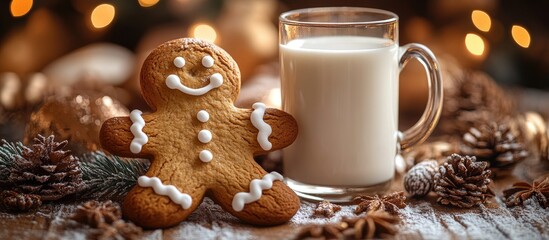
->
[263,108,298,151]
[100,117,150,158]
[235,105,297,153]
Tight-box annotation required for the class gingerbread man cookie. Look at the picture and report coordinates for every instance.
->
[100,38,300,229]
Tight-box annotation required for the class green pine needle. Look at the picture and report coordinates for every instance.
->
[0,140,25,180]
[79,152,149,200]
[0,139,149,200]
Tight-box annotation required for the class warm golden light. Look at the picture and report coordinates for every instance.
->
[471,10,491,32]
[465,33,485,56]
[266,88,282,108]
[138,0,160,7]
[91,4,115,29]
[10,0,33,17]
[191,24,217,43]
[511,25,531,48]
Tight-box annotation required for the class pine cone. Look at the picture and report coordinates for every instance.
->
[6,135,83,201]
[403,139,460,170]
[461,121,528,168]
[1,190,42,211]
[441,71,515,135]
[404,160,438,197]
[434,154,494,208]
[508,112,548,162]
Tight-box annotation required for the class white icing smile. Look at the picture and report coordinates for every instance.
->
[138,176,192,209]
[232,172,283,212]
[166,73,223,96]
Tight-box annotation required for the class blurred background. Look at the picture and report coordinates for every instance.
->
[0,0,548,150]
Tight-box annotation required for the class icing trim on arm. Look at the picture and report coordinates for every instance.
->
[129,110,148,154]
[166,73,223,96]
[138,176,192,209]
[231,172,283,212]
[250,102,272,150]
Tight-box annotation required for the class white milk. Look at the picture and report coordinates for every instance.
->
[281,36,398,186]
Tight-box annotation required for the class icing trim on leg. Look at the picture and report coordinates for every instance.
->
[130,110,148,154]
[138,176,192,209]
[232,172,283,212]
[250,102,272,150]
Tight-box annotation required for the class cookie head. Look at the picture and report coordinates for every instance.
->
[140,38,241,109]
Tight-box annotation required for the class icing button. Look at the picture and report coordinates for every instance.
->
[198,130,212,143]
[197,110,209,122]
[199,150,213,162]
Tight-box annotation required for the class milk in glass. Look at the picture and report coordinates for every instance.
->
[280,36,398,186]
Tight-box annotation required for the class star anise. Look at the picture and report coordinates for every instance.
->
[71,200,121,228]
[99,220,143,240]
[503,176,549,208]
[353,191,406,215]
[296,210,400,239]
[70,200,143,239]
[313,200,342,217]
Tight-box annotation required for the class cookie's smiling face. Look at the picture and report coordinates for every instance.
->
[140,38,241,110]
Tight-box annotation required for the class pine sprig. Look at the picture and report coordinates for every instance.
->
[0,139,149,201]
[0,140,25,180]
[79,152,149,200]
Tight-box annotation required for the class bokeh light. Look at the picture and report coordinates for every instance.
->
[511,25,531,48]
[191,24,217,43]
[138,0,160,7]
[465,33,485,56]
[10,0,33,17]
[91,4,116,29]
[471,10,491,32]
[266,88,281,108]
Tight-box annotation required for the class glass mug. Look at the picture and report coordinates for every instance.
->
[279,7,443,202]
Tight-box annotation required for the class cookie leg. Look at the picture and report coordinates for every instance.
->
[210,172,300,226]
[122,179,205,229]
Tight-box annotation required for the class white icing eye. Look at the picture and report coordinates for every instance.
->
[174,57,185,68]
[202,55,214,68]
[210,73,223,87]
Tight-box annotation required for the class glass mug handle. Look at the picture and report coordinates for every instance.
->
[398,43,443,151]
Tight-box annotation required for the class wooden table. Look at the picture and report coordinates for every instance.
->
[1,151,548,240]
[2,85,549,239]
